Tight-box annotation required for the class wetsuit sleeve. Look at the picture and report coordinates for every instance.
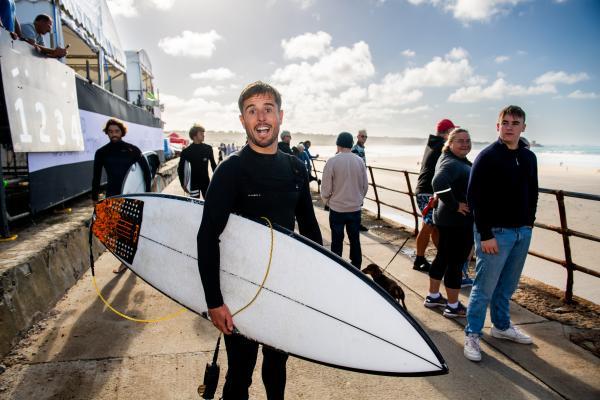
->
[294,166,323,246]
[468,152,493,241]
[197,157,240,309]
[432,159,459,212]
[91,149,104,201]
[177,152,186,188]
[209,146,217,172]
[528,153,539,226]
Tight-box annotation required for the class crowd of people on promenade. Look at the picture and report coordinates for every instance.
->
[90,79,538,398]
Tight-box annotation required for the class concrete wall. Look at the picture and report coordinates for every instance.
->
[0,159,179,357]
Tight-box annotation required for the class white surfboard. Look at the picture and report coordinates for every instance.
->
[91,194,447,376]
[183,160,192,193]
[121,162,146,194]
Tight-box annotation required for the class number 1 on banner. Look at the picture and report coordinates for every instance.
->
[14,98,32,143]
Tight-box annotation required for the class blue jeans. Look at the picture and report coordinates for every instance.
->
[329,209,362,269]
[465,226,532,336]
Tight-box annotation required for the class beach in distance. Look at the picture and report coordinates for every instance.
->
[204,132,600,304]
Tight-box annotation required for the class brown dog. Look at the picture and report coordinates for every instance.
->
[362,263,407,311]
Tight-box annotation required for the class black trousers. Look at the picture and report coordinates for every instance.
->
[222,334,288,400]
[429,224,473,289]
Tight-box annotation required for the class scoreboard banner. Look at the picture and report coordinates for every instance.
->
[0,35,84,152]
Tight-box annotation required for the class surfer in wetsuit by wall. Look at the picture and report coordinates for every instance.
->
[197,81,322,400]
[177,124,217,199]
[91,118,150,273]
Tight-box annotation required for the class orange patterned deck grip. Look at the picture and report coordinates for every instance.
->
[92,197,144,265]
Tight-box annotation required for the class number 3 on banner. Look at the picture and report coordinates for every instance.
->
[54,109,66,145]
[14,98,32,143]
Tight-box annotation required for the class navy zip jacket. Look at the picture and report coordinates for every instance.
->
[467,138,538,241]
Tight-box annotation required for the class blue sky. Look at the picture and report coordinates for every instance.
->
[109,0,600,145]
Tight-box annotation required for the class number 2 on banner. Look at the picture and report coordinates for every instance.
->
[14,98,32,143]
[35,102,50,143]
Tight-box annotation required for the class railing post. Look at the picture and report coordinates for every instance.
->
[556,191,574,304]
[367,166,381,220]
[311,159,320,194]
[0,152,11,238]
[404,171,419,236]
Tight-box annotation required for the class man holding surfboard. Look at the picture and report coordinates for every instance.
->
[197,81,323,399]
[177,123,217,199]
[91,118,151,274]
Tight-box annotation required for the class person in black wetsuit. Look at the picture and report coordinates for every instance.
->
[277,130,293,155]
[91,118,150,272]
[197,81,322,400]
[177,124,217,199]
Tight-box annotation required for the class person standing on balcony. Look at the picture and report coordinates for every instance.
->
[0,0,21,40]
[413,119,457,272]
[464,105,538,362]
[20,14,68,58]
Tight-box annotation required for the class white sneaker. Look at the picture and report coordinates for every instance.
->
[491,324,533,344]
[464,334,481,362]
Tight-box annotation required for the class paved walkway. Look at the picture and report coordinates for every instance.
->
[0,180,598,399]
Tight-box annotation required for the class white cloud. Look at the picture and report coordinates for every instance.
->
[158,30,221,58]
[406,0,526,23]
[448,78,556,103]
[446,47,469,60]
[534,71,589,85]
[399,105,431,114]
[148,0,176,10]
[161,93,240,131]
[292,0,315,9]
[273,40,375,92]
[495,55,510,63]
[193,86,221,97]
[107,0,137,17]
[190,68,236,80]
[402,49,416,57]
[567,90,599,100]
[107,0,176,17]
[281,31,332,60]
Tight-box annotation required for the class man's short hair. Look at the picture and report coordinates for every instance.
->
[304,140,311,146]
[189,124,205,139]
[498,105,526,123]
[358,129,367,136]
[103,118,127,136]
[34,14,52,23]
[238,81,282,113]
[280,130,291,140]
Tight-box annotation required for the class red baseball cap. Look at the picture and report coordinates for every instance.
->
[436,119,458,133]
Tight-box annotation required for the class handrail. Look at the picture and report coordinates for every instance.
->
[311,158,599,304]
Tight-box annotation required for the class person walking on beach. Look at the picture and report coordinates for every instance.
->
[321,132,369,269]
[197,81,322,399]
[277,130,294,155]
[413,119,457,272]
[91,118,150,273]
[423,129,473,318]
[177,124,217,199]
[464,105,538,362]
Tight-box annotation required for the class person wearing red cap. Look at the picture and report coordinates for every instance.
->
[413,118,457,271]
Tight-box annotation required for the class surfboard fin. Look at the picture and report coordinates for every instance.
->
[198,336,221,399]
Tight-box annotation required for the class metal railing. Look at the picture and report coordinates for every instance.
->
[310,158,600,303]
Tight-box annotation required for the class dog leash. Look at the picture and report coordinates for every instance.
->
[382,236,410,273]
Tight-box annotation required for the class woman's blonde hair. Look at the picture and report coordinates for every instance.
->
[442,128,470,153]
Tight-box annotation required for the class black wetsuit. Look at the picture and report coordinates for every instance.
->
[177,143,217,198]
[91,140,150,201]
[415,134,445,195]
[197,145,322,400]
[277,141,293,155]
